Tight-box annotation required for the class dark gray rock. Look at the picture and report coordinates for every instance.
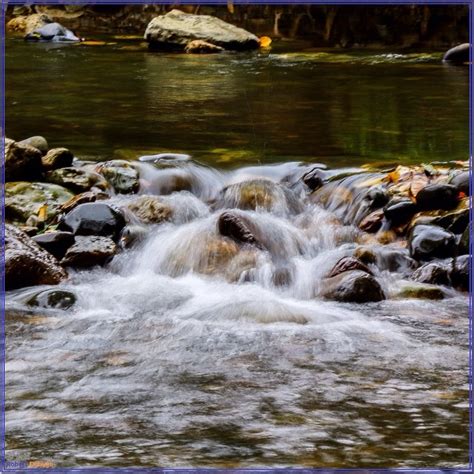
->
[5,224,67,290]
[449,171,470,195]
[33,231,75,260]
[18,136,49,155]
[5,138,43,182]
[144,9,260,51]
[217,211,261,248]
[411,262,451,286]
[442,43,470,65]
[383,198,417,226]
[61,236,117,268]
[27,289,76,310]
[416,184,459,211]
[327,256,373,278]
[451,255,470,291]
[59,203,126,239]
[321,270,385,303]
[409,225,456,261]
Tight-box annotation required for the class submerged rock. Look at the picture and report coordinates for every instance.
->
[409,225,456,261]
[327,256,373,278]
[415,184,459,211]
[185,40,224,54]
[32,231,75,260]
[61,236,117,268]
[119,225,149,249]
[5,224,67,290]
[45,167,108,193]
[144,9,260,51]
[18,136,49,155]
[95,160,139,194]
[5,138,43,182]
[27,289,76,310]
[5,181,74,224]
[59,203,126,239]
[320,270,385,303]
[126,196,173,224]
[41,148,74,171]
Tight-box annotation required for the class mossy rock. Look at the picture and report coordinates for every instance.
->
[396,283,446,300]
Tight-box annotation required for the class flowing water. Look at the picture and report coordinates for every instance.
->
[4,39,470,468]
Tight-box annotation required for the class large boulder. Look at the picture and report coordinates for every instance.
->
[4,138,43,182]
[5,224,67,290]
[320,270,385,303]
[409,225,456,261]
[5,181,74,224]
[61,236,118,268]
[144,10,260,51]
[442,43,470,65]
[58,202,126,239]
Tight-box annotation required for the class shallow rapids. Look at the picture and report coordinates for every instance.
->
[5,160,469,468]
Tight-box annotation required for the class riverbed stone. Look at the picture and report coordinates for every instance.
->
[42,148,74,171]
[396,283,445,300]
[59,202,126,239]
[451,255,470,291]
[18,136,49,155]
[327,256,373,278]
[5,138,43,182]
[32,231,75,260]
[416,184,459,211]
[119,225,149,249]
[442,43,470,64]
[383,198,417,227]
[144,9,260,51]
[27,288,76,310]
[5,181,74,224]
[61,236,118,268]
[217,211,261,248]
[411,262,451,286]
[449,171,470,195]
[320,270,385,303]
[126,196,173,224]
[359,209,384,233]
[409,224,456,261]
[45,167,108,193]
[95,160,139,194]
[458,225,470,255]
[5,224,67,290]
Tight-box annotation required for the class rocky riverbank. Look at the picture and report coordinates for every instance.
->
[5,135,470,308]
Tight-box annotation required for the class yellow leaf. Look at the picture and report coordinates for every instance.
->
[37,204,48,222]
[259,36,272,48]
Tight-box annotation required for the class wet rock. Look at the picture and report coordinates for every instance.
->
[95,160,139,194]
[409,225,456,261]
[119,225,149,249]
[18,136,49,155]
[411,262,451,286]
[45,167,108,193]
[432,207,469,234]
[61,236,117,268]
[272,265,293,287]
[442,43,470,65]
[145,9,260,51]
[302,167,326,191]
[185,39,224,54]
[217,211,261,248]
[449,171,470,196]
[458,225,470,255]
[200,238,240,275]
[416,184,459,211]
[397,283,445,300]
[143,169,193,195]
[327,256,373,278]
[59,203,126,239]
[5,138,43,182]
[32,231,75,260]
[383,198,417,226]
[373,247,417,274]
[366,186,390,209]
[59,191,103,214]
[126,196,172,224]
[25,22,81,42]
[321,270,385,303]
[451,255,470,291]
[41,148,74,171]
[359,209,384,233]
[5,224,67,290]
[217,179,300,214]
[27,289,76,310]
[5,181,74,224]
[354,247,377,265]
[7,13,52,34]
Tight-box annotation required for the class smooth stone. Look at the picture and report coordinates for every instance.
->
[411,262,451,286]
[59,203,126,239]
[59,191,103,214]
[397,283,445,300]
[126,196,173,224]
[321,270,385,303]
[432,207,469,234]
[409,224,456,261]
[41,148,74,171]
[449,171,470,195]
[119,225,149,249]
[144,9,259,51]
[383,199,418,226]
[18,136,49,155]
[5,224,67,290]
[442,43,470,64]
[61,236,118,268]
[32,231,75,260]
[359,209,384,233]
[451,255,470,291]
[95,160,139,194]
[5,181,74,224]
[366,186,390,209]
[27,289,76,310]
[302,167,326,191]
[327,256,373,278]
[25,22,80,42]
[217,211,261,248]
[416,184,459,211]
[45,167,108,193]
[185,39,224,54]
[5,138,43,182]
